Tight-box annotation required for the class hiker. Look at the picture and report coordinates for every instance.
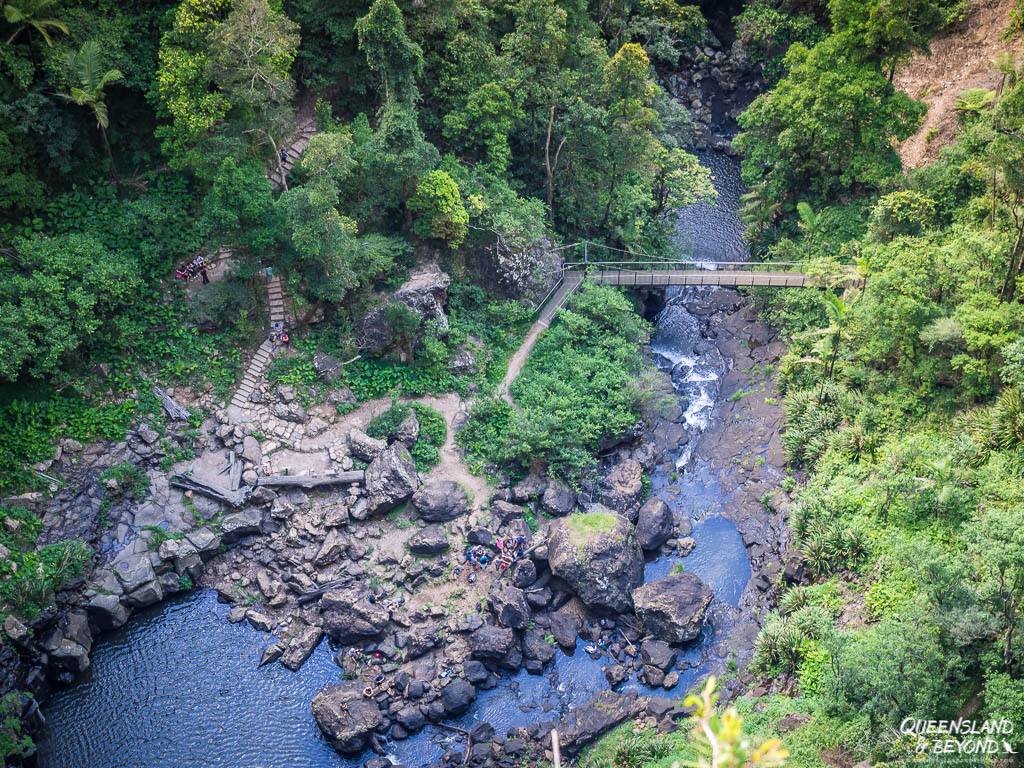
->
[281,149,288,164]
[200,266,210,284]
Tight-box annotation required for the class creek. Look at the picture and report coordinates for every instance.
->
[37,150,754,768]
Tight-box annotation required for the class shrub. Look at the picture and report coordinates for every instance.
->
[0,539,92,621]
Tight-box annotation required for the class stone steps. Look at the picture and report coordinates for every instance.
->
[231,119,316,412]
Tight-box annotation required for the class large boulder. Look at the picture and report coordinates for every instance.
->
[357,262,451,356]
[348,428,386,462]
[322,588,391,643]
[541,480,577,517]
[597,460,644,521]
[635,497,673,551]
[281,625,324,671]
[312,684,386,754]
[440,679,477,715]
[632,573,713,644]
[557,690,646,755]
[312,352,344,383]
[220,507,263,545]
[469,625,520,670]
[362,444,419,518]
[548,509,643,613]
[489,584,530,629]
[412,481,468,522]
[406,525,449,556]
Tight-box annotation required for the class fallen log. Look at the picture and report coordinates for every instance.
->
[153,385,191,422]
[296,578,351,605]
[256,472,364,488]
[169,473,249,507]
[229,458,243,491]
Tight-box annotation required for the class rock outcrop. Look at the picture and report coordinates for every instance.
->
[312,684,385,753]
[357,262,451,356]
[547,508,643,613]
[411,481,469,522]
[632,572,713,644]
[635,497,673,551]
[321,588,390,643]
[362,443,419,518]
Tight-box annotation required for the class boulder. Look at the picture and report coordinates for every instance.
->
[547,509,644,613]
[597,460,644,521]
[220,507,263,545]
[327,388,357,407]
[271,402,307,423]
[113,552,156,594]
[240,436,262,465]
[395,411,419,446]
[469,625,518,668]
[541,481,577,517]
[635,497,673,551]
[639,639,676,671]
[407,525,449,556]
[511,471,547,502]
[490,500,525,526]
[124,579,164,608]
[440,679,476,715]
[315,528,349,567]
[322,589,390,643]
[349,428,386,462]
[357,263,451,356]
[509,558,536,589]
[522,629,556,667]
[411,481,468,522]
[489,584,530,629]
[463,660,489,685]
[557,690,646,755]
[49,639,90,675]
[548,610,579,650]
[3,616,29,645]
[86,593,130,630]
[312,352,344,383]
[362,444,419,518]
[312,684,386,754]
[631,573,713,644]
[281,625,325,671]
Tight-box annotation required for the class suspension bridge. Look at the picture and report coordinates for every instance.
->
[533,241,812,328]
[497,241,814,400]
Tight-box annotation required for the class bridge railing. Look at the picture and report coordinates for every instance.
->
[562,260,805,273]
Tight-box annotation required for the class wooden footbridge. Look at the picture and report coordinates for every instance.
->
[498,243,814,399]
[533,242,812,328]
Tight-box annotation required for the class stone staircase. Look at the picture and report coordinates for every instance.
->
[268,118,317,192]
[228,117,318,413]
[230,276,286,409]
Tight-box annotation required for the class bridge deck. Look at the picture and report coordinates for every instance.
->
[579,269,810,288]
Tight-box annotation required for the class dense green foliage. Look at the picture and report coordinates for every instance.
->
[729,2,1024,764]
[365,399,446,469]
[458,283,663,478]
[0,506,91,622]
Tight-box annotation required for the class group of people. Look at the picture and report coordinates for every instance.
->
[269,321,289,350]
[176,255,210,284]
[456,536,528,584]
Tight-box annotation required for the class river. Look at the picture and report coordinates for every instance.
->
[37,149,753,768]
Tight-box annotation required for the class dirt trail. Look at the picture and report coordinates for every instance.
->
[496,323,544,406]
[330,392,492,510]
[894,0,1017,169]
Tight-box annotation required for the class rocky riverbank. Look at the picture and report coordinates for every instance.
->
[5,282,795,768]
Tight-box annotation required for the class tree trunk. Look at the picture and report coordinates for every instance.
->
[100,125,120,190]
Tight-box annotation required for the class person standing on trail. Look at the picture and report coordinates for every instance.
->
[200,266,209,284]
[281,150,288,164]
